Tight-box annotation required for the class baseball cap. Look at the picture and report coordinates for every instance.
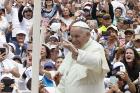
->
[107,25,118,33]
[49,34,59,41]
[50,23,61,33]
[16,30,26,36]
[44,62,55,69]
[112,62,126,75]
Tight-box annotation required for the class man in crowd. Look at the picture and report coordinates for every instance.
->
[55,20,109,93]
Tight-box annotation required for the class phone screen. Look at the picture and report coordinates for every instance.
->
[110,76,118,85]
[0,48,6,54]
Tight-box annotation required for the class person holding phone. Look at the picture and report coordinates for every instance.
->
[0,43,20,78]
[105,62,136,93]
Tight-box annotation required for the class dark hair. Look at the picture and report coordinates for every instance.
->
[115,47,125,61]
[62,7,73,17]
[123,47,140,67]
[42,44,51,58]
[123,47,140,81]
[13,56,22,64]
[115,7,123,14]
[44,0,54,8]
[26,78,32,90]
[18,5,33,22]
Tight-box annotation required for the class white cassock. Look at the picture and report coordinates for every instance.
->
[55,38,110,93]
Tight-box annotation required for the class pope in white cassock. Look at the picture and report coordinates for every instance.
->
[55,20,110,93]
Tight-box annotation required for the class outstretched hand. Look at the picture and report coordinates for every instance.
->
[59,40,78,59]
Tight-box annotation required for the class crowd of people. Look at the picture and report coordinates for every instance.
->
[0,0,140,93]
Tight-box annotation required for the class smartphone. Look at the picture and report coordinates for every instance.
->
[0,48,6,54]
[110,76,118,85]
[1,78,15,92]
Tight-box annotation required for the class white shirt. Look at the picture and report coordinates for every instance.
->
[56,38,109,93]
[0,16,9,32]
[0,58,16,78]
[6,7,21,37]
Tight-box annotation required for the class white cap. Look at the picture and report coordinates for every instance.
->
[107,25,118,32]
[84,6,91,10]
[72,21,90,30]
[49,34,59,40]
[50,23,61,33]
[16,30,26,36]
[113,62,126,72]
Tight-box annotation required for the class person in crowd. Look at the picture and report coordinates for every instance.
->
[102,25,120,63]
[133,34,140,54]
[46,34,59,48]
[106,62,136,93]
[41,0,61,27]
[50,46,60,64]
[0,43,20,78]
[86,19,99,41]
[122,47,140,92]
[22,42,32,79]
[125,9,134,20]
[82,2,92,20]
[92,0,114,26]
[113,7,123,26]
[122,47,140,82]
[65,2,75,16]
[98,14,113,38]
[4,0,24,41]
[124,29,135,48]
[55,56,64,70]
[60,7,73,27]
[54,20,109,93]
[12,29,27,57]
[0,7,9,43]
[113,47,125,63]
[0,7,9,33]
[40,44,52,67]
[18,6,33,42]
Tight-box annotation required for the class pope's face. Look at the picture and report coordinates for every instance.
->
[70,27,90,49]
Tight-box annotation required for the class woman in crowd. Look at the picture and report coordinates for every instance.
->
[41,0,59,19]
[60,7,73,27]
[41,0,60,27]
[121,47,140,92]
[122,47,140,82]
[103,25,120,63]
[18,6,33,42]
[40,44,51,67]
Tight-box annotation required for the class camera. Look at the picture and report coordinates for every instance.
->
[1,77,15,92]
[0,48,6,54]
